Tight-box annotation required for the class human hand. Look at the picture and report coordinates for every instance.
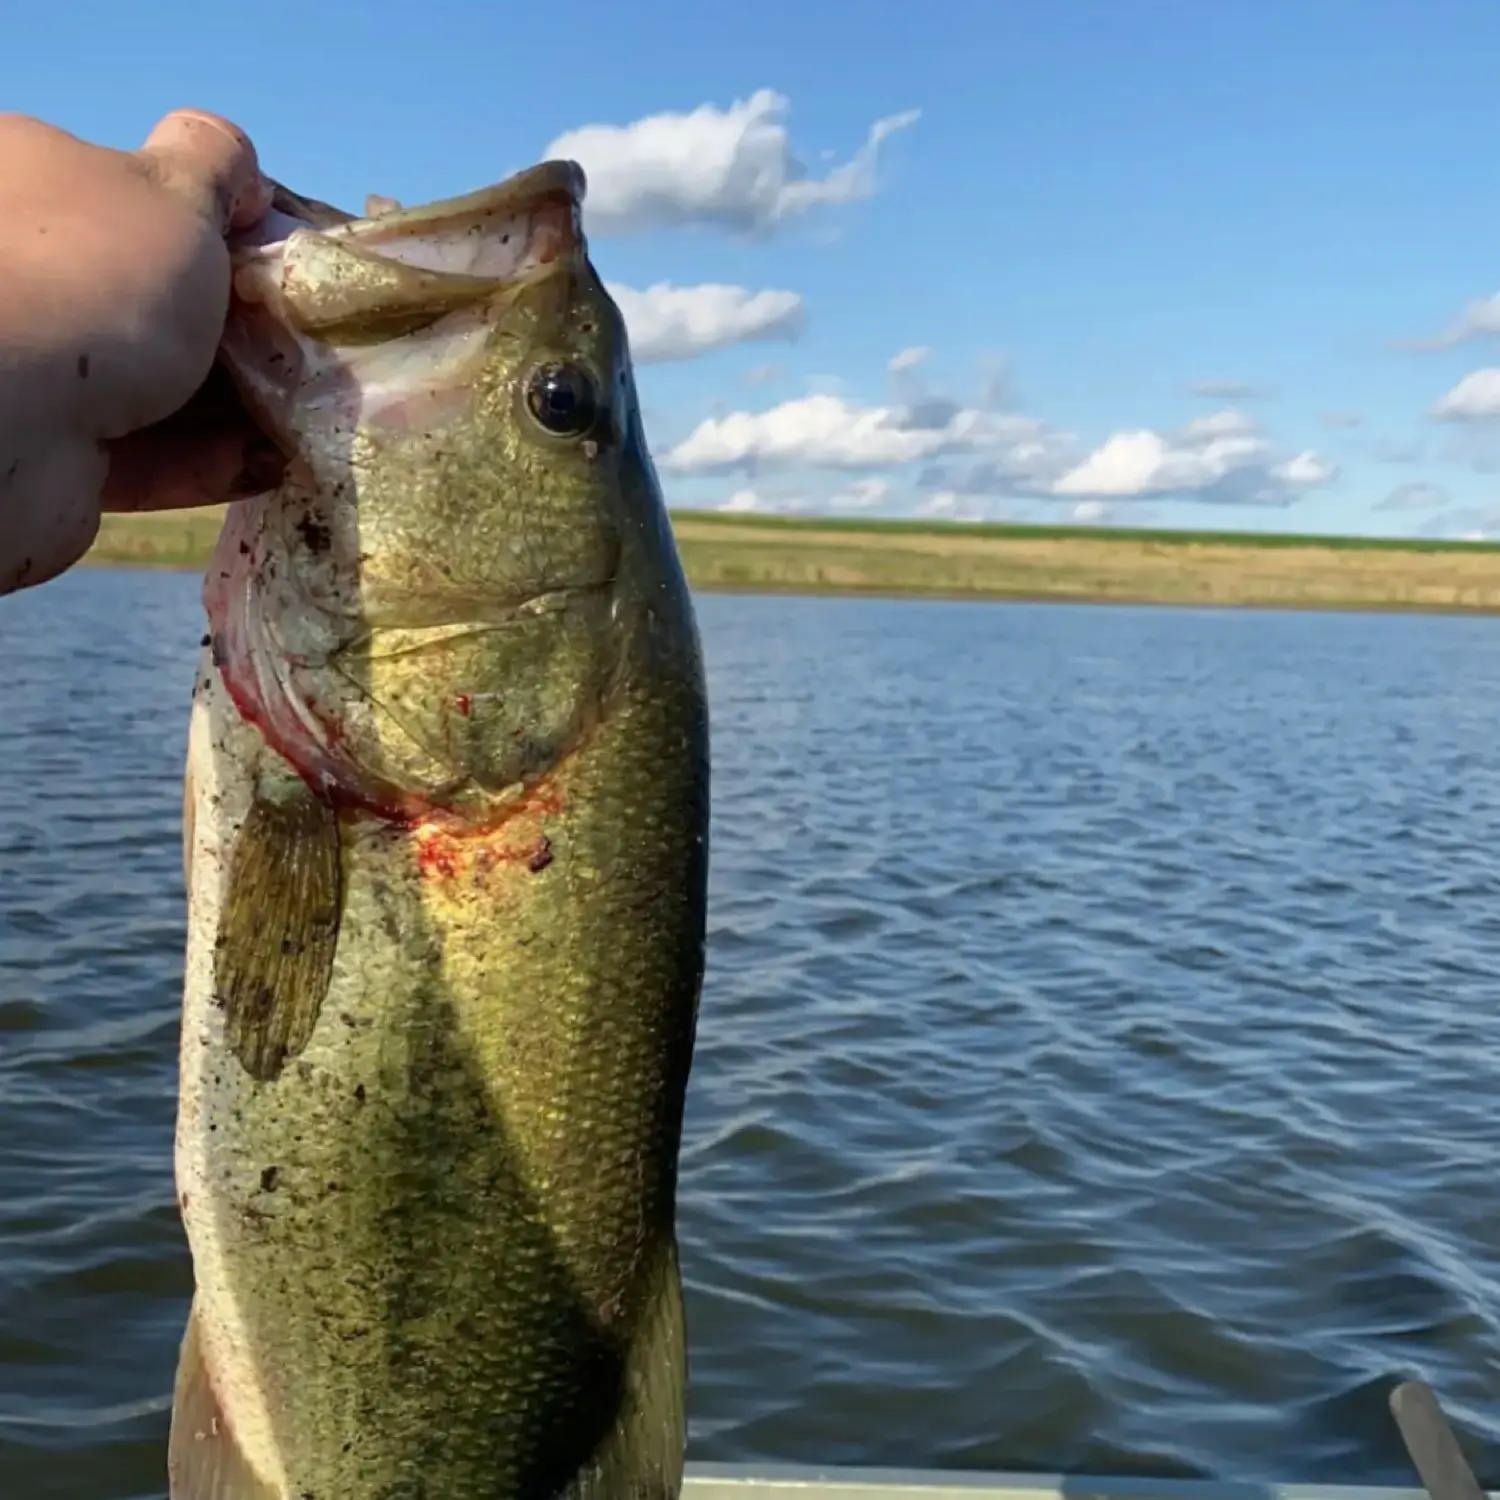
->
[0,109,283,596]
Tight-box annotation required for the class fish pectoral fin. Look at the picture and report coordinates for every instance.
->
[565,1237,688,1500]
[167,1300,280,1500]
[215,782,342,1083]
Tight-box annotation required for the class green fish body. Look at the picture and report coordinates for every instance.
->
[172,162,709,1500]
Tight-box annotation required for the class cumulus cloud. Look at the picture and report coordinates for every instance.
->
[1432,370,1500,421]
[1274,452,1338,487]
[1062,499,1162,526]
[1411,294,1500,350]
[1189,378,1272,400]
[887,346,931,374]
[977,361,1015,412]
[709,477,893,516]
[1428,375,1500,476]
[611,282,805,362]
[671,390,1332,513]
[662,392,1042,474]
[1413,507,1500,540]
[1376,481,1449,511]
[916,490,1021,523]
[828,477,893,512]
[547,90,920,236]
[719,489,766,513]
[885,344,984,432]
[917,441,1076,499]
[1049,410,1335,506]
[1178,409,1260,442]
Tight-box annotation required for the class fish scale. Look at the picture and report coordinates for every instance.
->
[171,160,709,1500]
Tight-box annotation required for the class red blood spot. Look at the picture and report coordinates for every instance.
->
[455,694,472,717]
[415,834,460,880]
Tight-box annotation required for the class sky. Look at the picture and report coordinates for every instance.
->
[9,0,1500,538]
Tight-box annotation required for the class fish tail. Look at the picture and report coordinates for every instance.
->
[167,1300,280,1500]
[562,1236,688,1500]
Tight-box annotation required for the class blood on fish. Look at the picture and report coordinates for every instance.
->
[410,777,566,884]
[454,694,472,717]
[415,834,461,881]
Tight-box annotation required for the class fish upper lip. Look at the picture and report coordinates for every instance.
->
[331,161,587,246]
[239,161,588,261]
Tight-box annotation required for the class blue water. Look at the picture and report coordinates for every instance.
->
[3,569,1500,1499]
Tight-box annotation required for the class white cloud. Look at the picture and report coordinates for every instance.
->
[1064,500,1162,527]
[887,346,931,374]
[917,491,1017,523]
[827,477,892,512]
[1452,296,1500,339]
[1376,481,1449,511]
[1179,409,1260,442]
[1050,409,1335,505]
[705,477,892,516]
[546,90,920,236]
[673,393,1330,514]
[976,356,1015,411]
[1051,433,1180,496]
[1272,451,1338,487]
[1432,369,1500,421]
[611,282,805,362]
[1414,506,1500,540]
[662,392,1041,474]
[1414,294,1500,349]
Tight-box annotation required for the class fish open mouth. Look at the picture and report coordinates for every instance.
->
[232,160,589,289]
[219,160,595,475]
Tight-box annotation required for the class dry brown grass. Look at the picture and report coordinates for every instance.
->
[81,507,1500,614]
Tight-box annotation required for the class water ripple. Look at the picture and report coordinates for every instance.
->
[3,579,1500,1497]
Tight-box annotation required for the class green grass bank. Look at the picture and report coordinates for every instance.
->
[83,506,1500,614]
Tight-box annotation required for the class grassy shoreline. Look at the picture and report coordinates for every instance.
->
[83,506,1500,615]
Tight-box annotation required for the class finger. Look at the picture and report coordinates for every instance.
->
[100,365,285,513]
[139,109,272,232]
[101,422,285,512]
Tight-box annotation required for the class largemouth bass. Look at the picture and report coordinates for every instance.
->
[172,160,710,1500]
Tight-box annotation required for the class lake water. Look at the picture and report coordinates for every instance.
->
[3,570,1500,1500]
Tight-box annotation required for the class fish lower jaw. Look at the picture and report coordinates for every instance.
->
[352,576,617,636]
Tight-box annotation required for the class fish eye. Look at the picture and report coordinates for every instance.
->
[524,362,599,438]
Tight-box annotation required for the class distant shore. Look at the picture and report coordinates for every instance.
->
[82,506,1500,615]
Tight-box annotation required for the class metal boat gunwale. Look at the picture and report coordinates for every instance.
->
[681,1467,1490,1500]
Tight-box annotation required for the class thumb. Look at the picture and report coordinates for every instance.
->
[138,109,272,233]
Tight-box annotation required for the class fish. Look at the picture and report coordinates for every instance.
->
[170,159,710,1500]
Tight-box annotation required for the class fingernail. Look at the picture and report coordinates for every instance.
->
[144,110,270,230]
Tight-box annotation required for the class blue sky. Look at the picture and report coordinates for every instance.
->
[9,0,1500,537]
